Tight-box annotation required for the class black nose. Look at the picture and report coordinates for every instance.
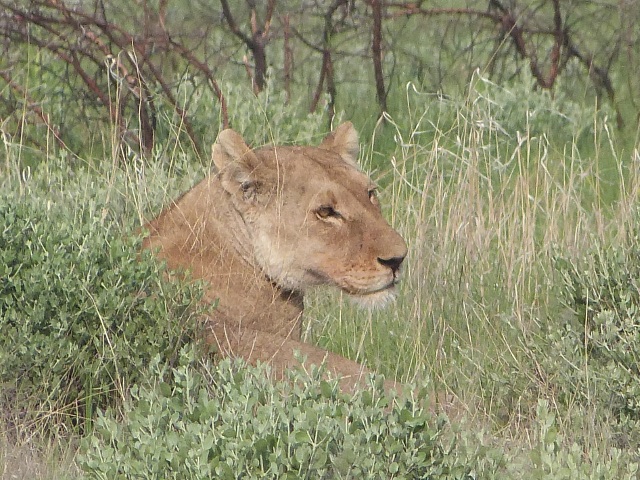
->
[377,255,405,274]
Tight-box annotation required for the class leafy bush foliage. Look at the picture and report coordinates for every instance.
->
[0,192,205,430]
[79,350,500,479]
[541,222,640,447]
[216,78,332,147]
[470,72,612,142]
[525,400,637,479]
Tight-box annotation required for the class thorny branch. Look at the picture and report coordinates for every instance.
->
[0,0,631,157]
[310,0,349,115]
[369,0,387,113]
[220,0,276,93]
[0,0,228,157]
[386,1,622,125]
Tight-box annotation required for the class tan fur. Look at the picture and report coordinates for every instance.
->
[142,123,407,392]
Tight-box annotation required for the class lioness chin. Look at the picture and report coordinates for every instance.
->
[142,122,407,392]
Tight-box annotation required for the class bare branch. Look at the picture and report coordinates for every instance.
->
[220,0,273,92]
[370,0,387,113]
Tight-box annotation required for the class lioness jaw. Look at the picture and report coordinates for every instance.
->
[142,122,407,392]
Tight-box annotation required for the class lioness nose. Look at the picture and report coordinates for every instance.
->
[377,254,405,274]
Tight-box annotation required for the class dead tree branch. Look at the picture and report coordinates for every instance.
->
[370,0,387,113]
[220,0,275,93]
[309,0,349,115]
[0,0,229,157]
[386,1,622,125]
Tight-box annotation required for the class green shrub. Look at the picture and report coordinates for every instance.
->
[469,72,611,142]
[214,78,332,147]
[540,222,640,447]
[0,193,205,431]
[79,349,501,479]
[522,400,638,479]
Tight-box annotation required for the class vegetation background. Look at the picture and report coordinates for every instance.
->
[1,0,640,478]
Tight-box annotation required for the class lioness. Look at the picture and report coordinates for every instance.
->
[143,122,407,390]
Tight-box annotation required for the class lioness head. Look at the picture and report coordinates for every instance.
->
[213,122,407,307]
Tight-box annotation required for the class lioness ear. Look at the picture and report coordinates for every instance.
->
[319,122,360,168]
[212,129,268,203]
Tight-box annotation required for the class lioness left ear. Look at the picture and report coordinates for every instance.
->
[212,129,269,203]
[319,122,360,168]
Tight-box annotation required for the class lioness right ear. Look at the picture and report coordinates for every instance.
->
[212,129,263,200]
[319,121,360,168]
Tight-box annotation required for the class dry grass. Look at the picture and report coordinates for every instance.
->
[306,86,640,458]
[0,433,79,480]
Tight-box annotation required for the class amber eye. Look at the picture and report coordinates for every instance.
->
[315,205,341,220]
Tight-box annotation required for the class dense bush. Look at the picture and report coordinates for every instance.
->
[79,349,501,479]
[470,73,612,142]
[0,192,205,430]
[541,221,640,447]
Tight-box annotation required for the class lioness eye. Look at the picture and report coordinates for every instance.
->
[316,205,340,220]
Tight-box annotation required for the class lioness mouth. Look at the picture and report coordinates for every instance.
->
[345,283,398,309]
[342,280,398,298]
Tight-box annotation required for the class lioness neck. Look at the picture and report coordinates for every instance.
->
[142,174,304,340]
